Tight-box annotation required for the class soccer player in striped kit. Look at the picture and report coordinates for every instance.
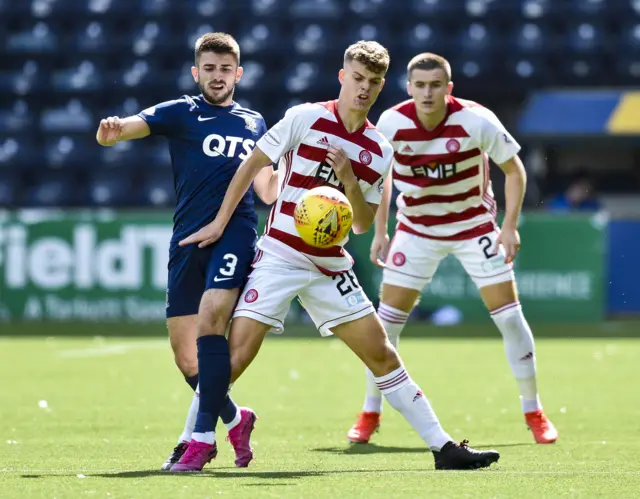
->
[347,53,558,446]
[174,41,500,472]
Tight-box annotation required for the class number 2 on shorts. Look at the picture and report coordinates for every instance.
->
[478,236,495,259]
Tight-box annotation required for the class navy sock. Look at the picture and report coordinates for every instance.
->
[184,373,198,391]
[193,335,231,435]
[219,396,239,425]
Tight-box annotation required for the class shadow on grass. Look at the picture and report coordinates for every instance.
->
[312,441,532,455]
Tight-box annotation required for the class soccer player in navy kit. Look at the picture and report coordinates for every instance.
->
[96,33,278,469]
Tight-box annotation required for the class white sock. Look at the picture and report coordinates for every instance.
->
[191,431,215,445]
[224,410,242,431]
[363,304,408,413]
[491,302,542,413]
[375,366,452,451]
[177,386,200,443]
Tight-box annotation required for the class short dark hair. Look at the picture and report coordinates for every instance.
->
[194,32,240,66]
[344,41,390,75]
[407,53,452,81]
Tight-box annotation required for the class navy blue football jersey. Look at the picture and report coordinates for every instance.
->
[138,95,266,244]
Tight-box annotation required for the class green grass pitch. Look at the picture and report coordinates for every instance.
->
[1,323,640,498]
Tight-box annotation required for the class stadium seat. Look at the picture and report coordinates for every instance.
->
[40,99,94,134]
[283,61,324,94]
[458,23,493,53]
[290,0,343,19]
[140,172,176,207]
[0,100,34,134]
[0,136,38,168]
[520,0,552,20]
[292,23,335,56]
[346,0,393,18]
[139,0,173,16]
[625,23,640,52]
[567,23,605,53]
[86,171,133,206]
[514,23,547,53]
[570,0,607,16]
[404,22,453,55]
[24,173,78,206]
[344,23,393,51]
[410,0,464,18]
[5,22,60,54]
[237,23,281,59]
[51,60,104,93]
[44,135,95,169]
[0,171,20,206]
[73,21,108,53]
[249,0,287,17]
[236,60,268,92]
[186,0,228,18]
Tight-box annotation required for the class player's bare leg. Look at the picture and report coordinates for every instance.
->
[480,280,558,444]
[348,284,421,443]
[228,317,271,383]
[334,312,499,470]
[173,289,256,471]
[168,315,199,378]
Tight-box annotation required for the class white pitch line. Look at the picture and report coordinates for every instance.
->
[1,469,640,476]
[57,340,168,359]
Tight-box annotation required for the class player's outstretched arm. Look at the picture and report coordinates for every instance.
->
[253,165,279,205]
[495,155,527,263]
[96,116,150,147]
[370,174,393,267]
[179,147,273,248]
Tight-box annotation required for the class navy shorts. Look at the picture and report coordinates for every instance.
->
[166,216,258,318]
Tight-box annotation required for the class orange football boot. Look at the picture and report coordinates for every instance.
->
[347,412,381,443]
[525,410,558,444]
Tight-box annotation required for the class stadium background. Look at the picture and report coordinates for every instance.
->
[1,0,639,331]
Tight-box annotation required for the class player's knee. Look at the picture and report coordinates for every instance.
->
[174,351,198,377]
[196,314,227,337]
[366,340,402,377]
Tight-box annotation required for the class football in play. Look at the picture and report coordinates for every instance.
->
[294,186,353,248]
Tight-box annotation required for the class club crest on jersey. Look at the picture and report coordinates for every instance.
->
[244,289,259,303]
[244,116,258,134]
[446,139,460,153]
[359,150,372,165]
[392,252,406,266]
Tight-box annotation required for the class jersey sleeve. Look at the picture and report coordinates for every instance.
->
[256,105,310,162]
[476,109,521,164]
[137,98,187,137]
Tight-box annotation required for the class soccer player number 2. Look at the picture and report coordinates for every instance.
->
[478,236,494,259]
[219,253,238,276]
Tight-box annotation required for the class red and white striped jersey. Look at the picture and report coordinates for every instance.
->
[255,100,393,275]
[377,96,521,240]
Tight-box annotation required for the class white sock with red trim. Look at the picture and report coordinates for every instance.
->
[362,304,408,413]
[491,301,541,413]
[375,366,452,451]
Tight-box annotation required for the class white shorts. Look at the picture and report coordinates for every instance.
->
[233,252,375,336]
[382,228,515,291]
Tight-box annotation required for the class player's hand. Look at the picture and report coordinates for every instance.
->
[96,116,123,146]
[325,147,358,189]
[494,226,521,264]
[370,232,390,267]
[179,219,225,248]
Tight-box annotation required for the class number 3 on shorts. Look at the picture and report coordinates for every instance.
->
[219,253,238,276]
